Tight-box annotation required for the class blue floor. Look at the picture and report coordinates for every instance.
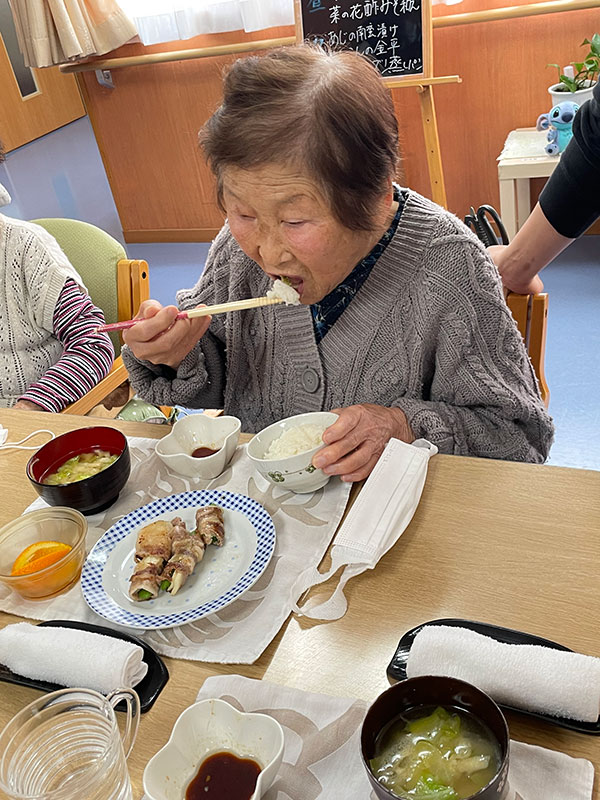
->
[541,236,600,471]
[0,117,124,243]
[128,242,210,306]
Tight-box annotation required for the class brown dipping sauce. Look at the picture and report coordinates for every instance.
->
[191,447,219,459]
[185,751,261,799]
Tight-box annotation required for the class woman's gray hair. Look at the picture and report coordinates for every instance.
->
[199,44,400,231]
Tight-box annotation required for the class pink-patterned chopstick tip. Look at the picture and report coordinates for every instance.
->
[95,310,189,333]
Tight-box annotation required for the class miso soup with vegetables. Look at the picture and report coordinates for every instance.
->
[369,706,500,799]
[43,450,118,485]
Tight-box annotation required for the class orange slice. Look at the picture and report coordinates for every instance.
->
[11,541,73,576]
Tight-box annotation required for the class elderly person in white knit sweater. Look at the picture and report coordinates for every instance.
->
[0,145,114,411]
[123,45,553,481]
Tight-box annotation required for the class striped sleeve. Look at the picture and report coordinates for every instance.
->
[19,279,115,412]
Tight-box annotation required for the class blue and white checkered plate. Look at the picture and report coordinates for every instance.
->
[81,490,276,630]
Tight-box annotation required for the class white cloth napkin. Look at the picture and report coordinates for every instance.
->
[406,625,600,723]
[0,622,147,694]
[142,675,595,800]
[509,741,594,800]
[195,675,377,800]
[290,437,437,621]
[0,437,350,664]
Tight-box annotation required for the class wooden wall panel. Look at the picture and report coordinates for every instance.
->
[79,26,295,242]
[79,6,599,241]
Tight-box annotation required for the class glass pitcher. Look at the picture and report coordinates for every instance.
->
[0,687,139,800]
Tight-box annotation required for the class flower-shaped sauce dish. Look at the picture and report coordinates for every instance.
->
[143,698,284,800]
[246,411,338,493]
[155,415,241,479]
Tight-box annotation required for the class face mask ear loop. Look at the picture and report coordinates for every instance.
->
[292,561,365,621]
[0,430,55,450]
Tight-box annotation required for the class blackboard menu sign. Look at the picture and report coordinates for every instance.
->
[298,0,430,80]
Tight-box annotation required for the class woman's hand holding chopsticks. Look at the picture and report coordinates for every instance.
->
[123,300,212,369]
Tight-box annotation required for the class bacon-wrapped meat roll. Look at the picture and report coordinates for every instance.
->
[196,505,225,547]
[160,516,206,596]
[129,520,173,601]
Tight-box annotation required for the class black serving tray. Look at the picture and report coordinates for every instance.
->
[0,620,168,713]
[387,618,600,735]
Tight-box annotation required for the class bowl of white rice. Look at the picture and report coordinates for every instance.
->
[246,412,339,493]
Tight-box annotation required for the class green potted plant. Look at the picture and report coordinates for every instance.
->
[547,33,600,106]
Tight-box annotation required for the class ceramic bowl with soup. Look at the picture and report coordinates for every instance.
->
[361,676,510,800]
[27,427,130,515]
[0,507,87,600]
[246,412,339,493]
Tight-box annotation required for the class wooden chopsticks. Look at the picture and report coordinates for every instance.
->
[96,296,284,333]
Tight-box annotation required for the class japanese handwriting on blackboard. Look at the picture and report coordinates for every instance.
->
[330,1,420,19]
[301,0,424,78]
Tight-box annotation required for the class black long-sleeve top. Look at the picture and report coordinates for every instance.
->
[539,80,600,237]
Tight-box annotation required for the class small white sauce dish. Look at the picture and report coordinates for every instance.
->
[246,411,338,493]
[155,415,241,479]
[143,697,284,800]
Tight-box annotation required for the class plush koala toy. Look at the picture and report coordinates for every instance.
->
[536,101,580,155]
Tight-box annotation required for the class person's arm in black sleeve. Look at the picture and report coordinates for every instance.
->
[539,80,600,237]
[489,81,600,293]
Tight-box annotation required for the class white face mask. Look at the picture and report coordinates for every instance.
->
[289,438,438,621]
[0,424,55,450]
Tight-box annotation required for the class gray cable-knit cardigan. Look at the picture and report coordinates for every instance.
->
[123,191,554,462]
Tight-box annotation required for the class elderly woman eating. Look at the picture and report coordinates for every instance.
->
[122,44,554,481]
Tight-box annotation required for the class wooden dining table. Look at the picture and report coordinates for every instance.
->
[0,407,598,799]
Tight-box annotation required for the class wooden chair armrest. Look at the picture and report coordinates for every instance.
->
[530,293,550,408]
[61,357,128,416]
[506,291,530,343]
[505,291,550,409]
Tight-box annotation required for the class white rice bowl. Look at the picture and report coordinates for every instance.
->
[264,423,326,459]
[246,412,339,493]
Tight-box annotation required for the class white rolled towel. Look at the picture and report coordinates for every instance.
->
[406,625,600,723]
[0,623,148,694]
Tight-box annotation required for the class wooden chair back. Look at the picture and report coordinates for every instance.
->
[117,258,150,332]
[506,292,549,407]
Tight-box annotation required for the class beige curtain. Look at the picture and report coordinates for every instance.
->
[8,0,138,68]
